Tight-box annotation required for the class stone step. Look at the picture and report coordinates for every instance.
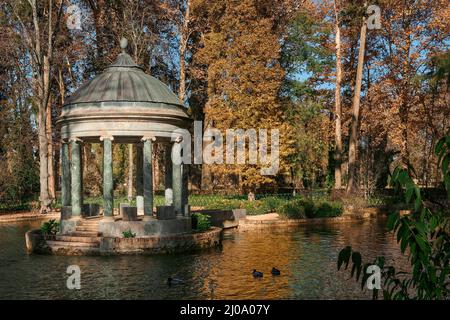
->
[84,215,102,220]
[47,240,99,248]
[79,222,100,226]
[78,221,100,226]
[76,226,99,232]
[80,218,102,223]
[55,235,101,243]
[69,231,102,237]
[47,244,100,255]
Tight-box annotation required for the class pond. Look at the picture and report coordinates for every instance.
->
[0,217,409,299]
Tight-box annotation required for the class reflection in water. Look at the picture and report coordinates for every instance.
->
[0,218,408,299]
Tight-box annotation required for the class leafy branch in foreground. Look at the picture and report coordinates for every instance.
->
[337,136,450,300]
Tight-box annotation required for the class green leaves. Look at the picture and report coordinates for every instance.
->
[40,219,59,236]
[337,247,364,283]
[386,212,399,231]
[351,251,362,279]
[122,230,136,238]
[191,213,211,232]
[390,166,423,211]
[435,136,450,198]
[337,246,352,270]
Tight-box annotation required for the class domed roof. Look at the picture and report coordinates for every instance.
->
[64,52,183,107]
[58,39,190,143]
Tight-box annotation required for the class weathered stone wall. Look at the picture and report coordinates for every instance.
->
[25,229,49,254]
[59,219,80,234]
[98,216,191,237]
[99,227,222,255]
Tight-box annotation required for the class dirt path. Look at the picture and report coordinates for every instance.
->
[0,211,59,223]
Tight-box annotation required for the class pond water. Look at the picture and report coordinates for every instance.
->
[0,217,409,299]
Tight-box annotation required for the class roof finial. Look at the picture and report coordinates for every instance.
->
[120,37,128,53]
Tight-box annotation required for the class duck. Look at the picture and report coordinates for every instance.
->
[252,269,263,278]
[167,277,184,286]
[271,267,281,276]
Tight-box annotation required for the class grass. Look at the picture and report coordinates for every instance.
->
[1,192,343,218]
[277,198,343,219]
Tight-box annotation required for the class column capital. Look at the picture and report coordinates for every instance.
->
[60,138,69,144]
[172,135,183,143]
[100,135,114,142]
[69,137,83,143]
[141,135,156,142]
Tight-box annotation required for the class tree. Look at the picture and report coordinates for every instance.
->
[346,3,367,193]
[10,0,65,213]
[196,0,294,196]
[281,4,334,189]
[333,0,343,189]
[178,0,191,104]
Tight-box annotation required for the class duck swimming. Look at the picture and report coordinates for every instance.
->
[167,277,184,286]
[252,269,263,278]
[271,267,281,275]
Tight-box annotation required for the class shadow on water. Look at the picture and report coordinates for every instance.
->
[0,217,409,299]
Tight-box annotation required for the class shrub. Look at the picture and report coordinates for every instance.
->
[206,198,242,211]
[313,201,343,218]
[297,199,315,217]
[241,200,271,215]
[277,200,306,219]
[122,230,136,238]
[276,198,342,219]
[192,213,211,232]
[261,196,286,212]
[40,219,60,236]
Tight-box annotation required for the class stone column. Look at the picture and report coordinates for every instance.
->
[172,138,183,216]
[142,136,155,221]
[70,138,82,218]
[136,144,143,196]
[61,140,71,207]
[164,143,173,205]
[101,136,114,220]
[181,163,189,216]
[164,144,173,190]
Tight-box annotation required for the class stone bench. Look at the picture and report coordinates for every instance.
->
[82,204,100,217]
[120,203,138,221]
[156,206,176,220]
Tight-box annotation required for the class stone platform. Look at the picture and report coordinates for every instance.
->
[60,215,191,237]
[26,218,222,256]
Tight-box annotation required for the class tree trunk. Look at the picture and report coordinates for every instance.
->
[347,16,367,193]
[334,1,343,189]
[399,36,412,170]
[39,51,52,213]
[38,104,51,213]
[179,50,186,103]
[178,0,190,104]
[46,95,55,200]
[88,0,109,70]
